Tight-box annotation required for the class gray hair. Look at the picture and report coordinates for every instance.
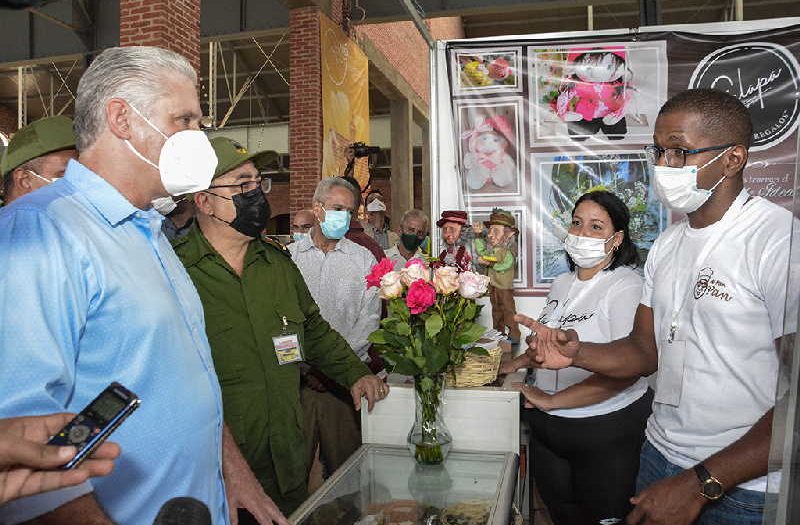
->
[312,177,357,207]
[74,46,197,151]
[401,209,429,230]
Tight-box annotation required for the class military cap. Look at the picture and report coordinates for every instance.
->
[210,136,278,179]
[0,116,76,176]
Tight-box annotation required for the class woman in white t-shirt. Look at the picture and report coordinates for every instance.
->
[501,190,653,525]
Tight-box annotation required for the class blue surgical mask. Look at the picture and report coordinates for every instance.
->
[320,207,351,240]
[292,232,308,243]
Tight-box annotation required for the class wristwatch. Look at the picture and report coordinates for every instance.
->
[693,463,724,501]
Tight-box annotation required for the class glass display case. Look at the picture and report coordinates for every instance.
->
[290,445,518,525]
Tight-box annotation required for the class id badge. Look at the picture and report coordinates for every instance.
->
[654,339,686,407]
[273,316,303,365]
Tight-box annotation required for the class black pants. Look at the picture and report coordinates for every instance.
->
[525,388,653,525]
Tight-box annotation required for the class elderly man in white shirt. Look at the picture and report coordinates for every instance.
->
[289,177,381,476]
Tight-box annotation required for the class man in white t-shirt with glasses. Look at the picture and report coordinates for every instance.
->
[520,88,797,525]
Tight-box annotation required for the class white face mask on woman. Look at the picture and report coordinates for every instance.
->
[651,147,731,214]
[563,232,616,269]
[124,103,218,196]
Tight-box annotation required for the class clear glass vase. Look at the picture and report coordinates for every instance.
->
[408,374,452,465]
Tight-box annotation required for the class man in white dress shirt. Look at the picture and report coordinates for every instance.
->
[289,177,381,476]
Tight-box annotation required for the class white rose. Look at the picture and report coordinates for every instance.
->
[379,271,404,299]
[433,266,460,295]
[458,271,490,299]
[400,263,430,287]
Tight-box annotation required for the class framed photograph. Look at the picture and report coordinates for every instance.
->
[451,47,523,95]
[466,206,529,289]
[456,98,525,200]
[530,151,668,288]
[527,41,668,146]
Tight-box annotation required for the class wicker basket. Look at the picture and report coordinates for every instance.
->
[445,343,503,388]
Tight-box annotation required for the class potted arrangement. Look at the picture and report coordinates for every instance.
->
[365,257,491,465]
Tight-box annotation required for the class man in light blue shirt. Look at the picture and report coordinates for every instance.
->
[0,47,288,525]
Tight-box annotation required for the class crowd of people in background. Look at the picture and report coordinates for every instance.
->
[0,44,796,525]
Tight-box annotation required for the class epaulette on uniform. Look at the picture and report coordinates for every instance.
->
[171,233,190,250]
[262,236,291,258]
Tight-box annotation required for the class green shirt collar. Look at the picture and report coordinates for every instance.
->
[174,223,271,270]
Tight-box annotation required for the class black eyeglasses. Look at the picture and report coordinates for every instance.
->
[644,143,734,168]
[207,175,271,195]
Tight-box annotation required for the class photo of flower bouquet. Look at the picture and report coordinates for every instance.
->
[365,257,491,464]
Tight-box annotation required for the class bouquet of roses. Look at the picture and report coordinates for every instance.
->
[365,257,492,377]
[365,257,491,464]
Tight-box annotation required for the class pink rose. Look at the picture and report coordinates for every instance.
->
[404,258,426,269]
[379,271,404,299]
[406,280,437,314]
[366,258,395,289]
[400,260,431,287]
[433,266,460,295]
[458,271,490,299]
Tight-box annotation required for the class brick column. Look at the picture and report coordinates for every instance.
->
[288,7,323,215]
[119,0,201,74]
[390,98,413,228]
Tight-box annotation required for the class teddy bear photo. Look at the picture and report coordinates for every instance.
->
[549,47,632,140]
[460,115,517,192]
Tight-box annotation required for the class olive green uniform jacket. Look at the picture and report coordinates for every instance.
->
[173,225,370,509]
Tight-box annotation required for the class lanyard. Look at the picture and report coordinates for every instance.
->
[667,190,750,343]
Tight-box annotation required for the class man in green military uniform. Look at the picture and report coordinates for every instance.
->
[1,115,77,205]
[173,136,388,521]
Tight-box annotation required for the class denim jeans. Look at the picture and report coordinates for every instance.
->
[636,440,765,525]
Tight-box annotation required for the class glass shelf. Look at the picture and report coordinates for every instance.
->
[290,445,518,525]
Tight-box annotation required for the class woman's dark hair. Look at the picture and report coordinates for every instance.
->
[566,190,640,272]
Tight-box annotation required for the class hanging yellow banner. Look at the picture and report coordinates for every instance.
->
[320,14,370,187]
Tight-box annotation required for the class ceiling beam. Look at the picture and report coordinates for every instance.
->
[27,8,79,32]
[200,39,287,53]
[350,0,636,24]
[200,28,286,45]
[397,0,435,48]
[222,115,290,125]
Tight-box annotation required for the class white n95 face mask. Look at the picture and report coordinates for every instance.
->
[151,196,177,215]
[564,232,616,269]
[124,103,218,196]
[652,147,731,214]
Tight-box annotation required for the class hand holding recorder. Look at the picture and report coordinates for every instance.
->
[0,413,121,504]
